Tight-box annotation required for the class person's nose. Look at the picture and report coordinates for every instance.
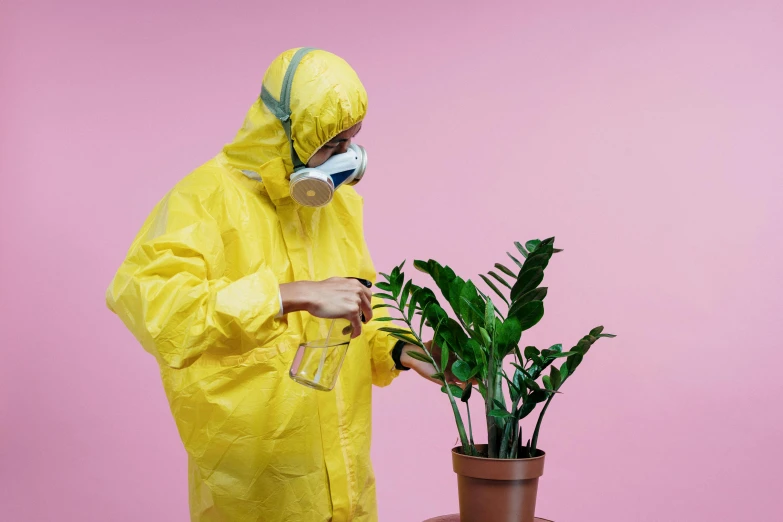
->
[338,140,351,154]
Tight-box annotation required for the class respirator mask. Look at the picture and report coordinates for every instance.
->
[288,143,367,207]
[260,47,368,208]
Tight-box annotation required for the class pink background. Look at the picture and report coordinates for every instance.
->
[2,1,782,520]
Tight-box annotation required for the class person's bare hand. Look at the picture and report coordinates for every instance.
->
[400,341,475,387]
[279,278,372,337]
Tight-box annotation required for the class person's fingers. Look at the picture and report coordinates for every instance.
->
[347,294,364,338]
[349,311,363,338]
[358,289,373,323]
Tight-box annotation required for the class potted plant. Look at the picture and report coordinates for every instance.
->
[373,237,616,522]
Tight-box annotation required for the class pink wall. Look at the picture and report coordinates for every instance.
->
[2,1,782,520]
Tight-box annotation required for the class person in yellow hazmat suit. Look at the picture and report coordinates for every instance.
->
[106,48,448,522]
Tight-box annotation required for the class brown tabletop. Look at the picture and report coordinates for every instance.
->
[424,514,552,522]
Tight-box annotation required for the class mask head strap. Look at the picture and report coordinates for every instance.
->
[260,47,317,170]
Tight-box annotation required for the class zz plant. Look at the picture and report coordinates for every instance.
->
[374,238,615,459]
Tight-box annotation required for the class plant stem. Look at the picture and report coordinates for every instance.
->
[531,394,554,452]
[499,418,512,458]
[486,355,497,457]
[398,295,473,455]
[444,385,472,454]
[500,393,519,459]
[514,345,524,367]
[466,393,475,452]
[531,367,573,452]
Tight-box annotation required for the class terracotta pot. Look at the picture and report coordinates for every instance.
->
[452,445,545,522]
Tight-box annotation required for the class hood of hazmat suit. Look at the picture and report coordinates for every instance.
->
[106,48,402,522]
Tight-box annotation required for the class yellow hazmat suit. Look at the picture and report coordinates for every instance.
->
[106,48,401,521]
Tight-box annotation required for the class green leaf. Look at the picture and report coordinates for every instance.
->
[522,241,554,269]
[373,316,397,322]
[400,280,413,309]
[599,333,617,338]
[513,287,548,307]
[451,360,472,382]
[494,263,517,279]
[431,372,445,380]
[514,241,529,258]
[404,349,431,363]
[479,275,510,307]
[507,252,525,270]
[373,292,396,301]
[509,267,544,302]
[589,326,604,337]
[540,344,562,359]
[566,353,584,374]
[463,280,483,313]
[440,341,450,372]
[372,303,397,310]
[524,346,540,359]
[504,373,521,401]
[407,289,419,323]
[525,239,541,253]
[479,326,492,347]
[542,375,552,389]
[391,278,403,298]
[560,364,569,381]
[413,260,429,273]
[545,351,581,359]
[379,272,391,281]
[484,299,496,332]
[509,300,545,331]
[550,365,562,390]
[528,390,549,404]
[375,282,393,292]
[469,339,487,377]
[496,317,522,356]
[523,255,551,272]
[573,338,591,354]
[441,383,463,399]
[513,366,525,388]
[420,261,459,307]
[488,271,513,290]
[527,356,545,377]
[524,377,541,391]
[511,362,528,376]
[489,409,514,420]
[378,326,415,336]
[460,296,484,326]
[418,303,430,333]
[517,402,536,419]
[389,333,422,348]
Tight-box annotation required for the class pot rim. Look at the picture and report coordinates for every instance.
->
[451,445,546,462]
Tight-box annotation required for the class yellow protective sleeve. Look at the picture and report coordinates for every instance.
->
[106,189,287,369]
